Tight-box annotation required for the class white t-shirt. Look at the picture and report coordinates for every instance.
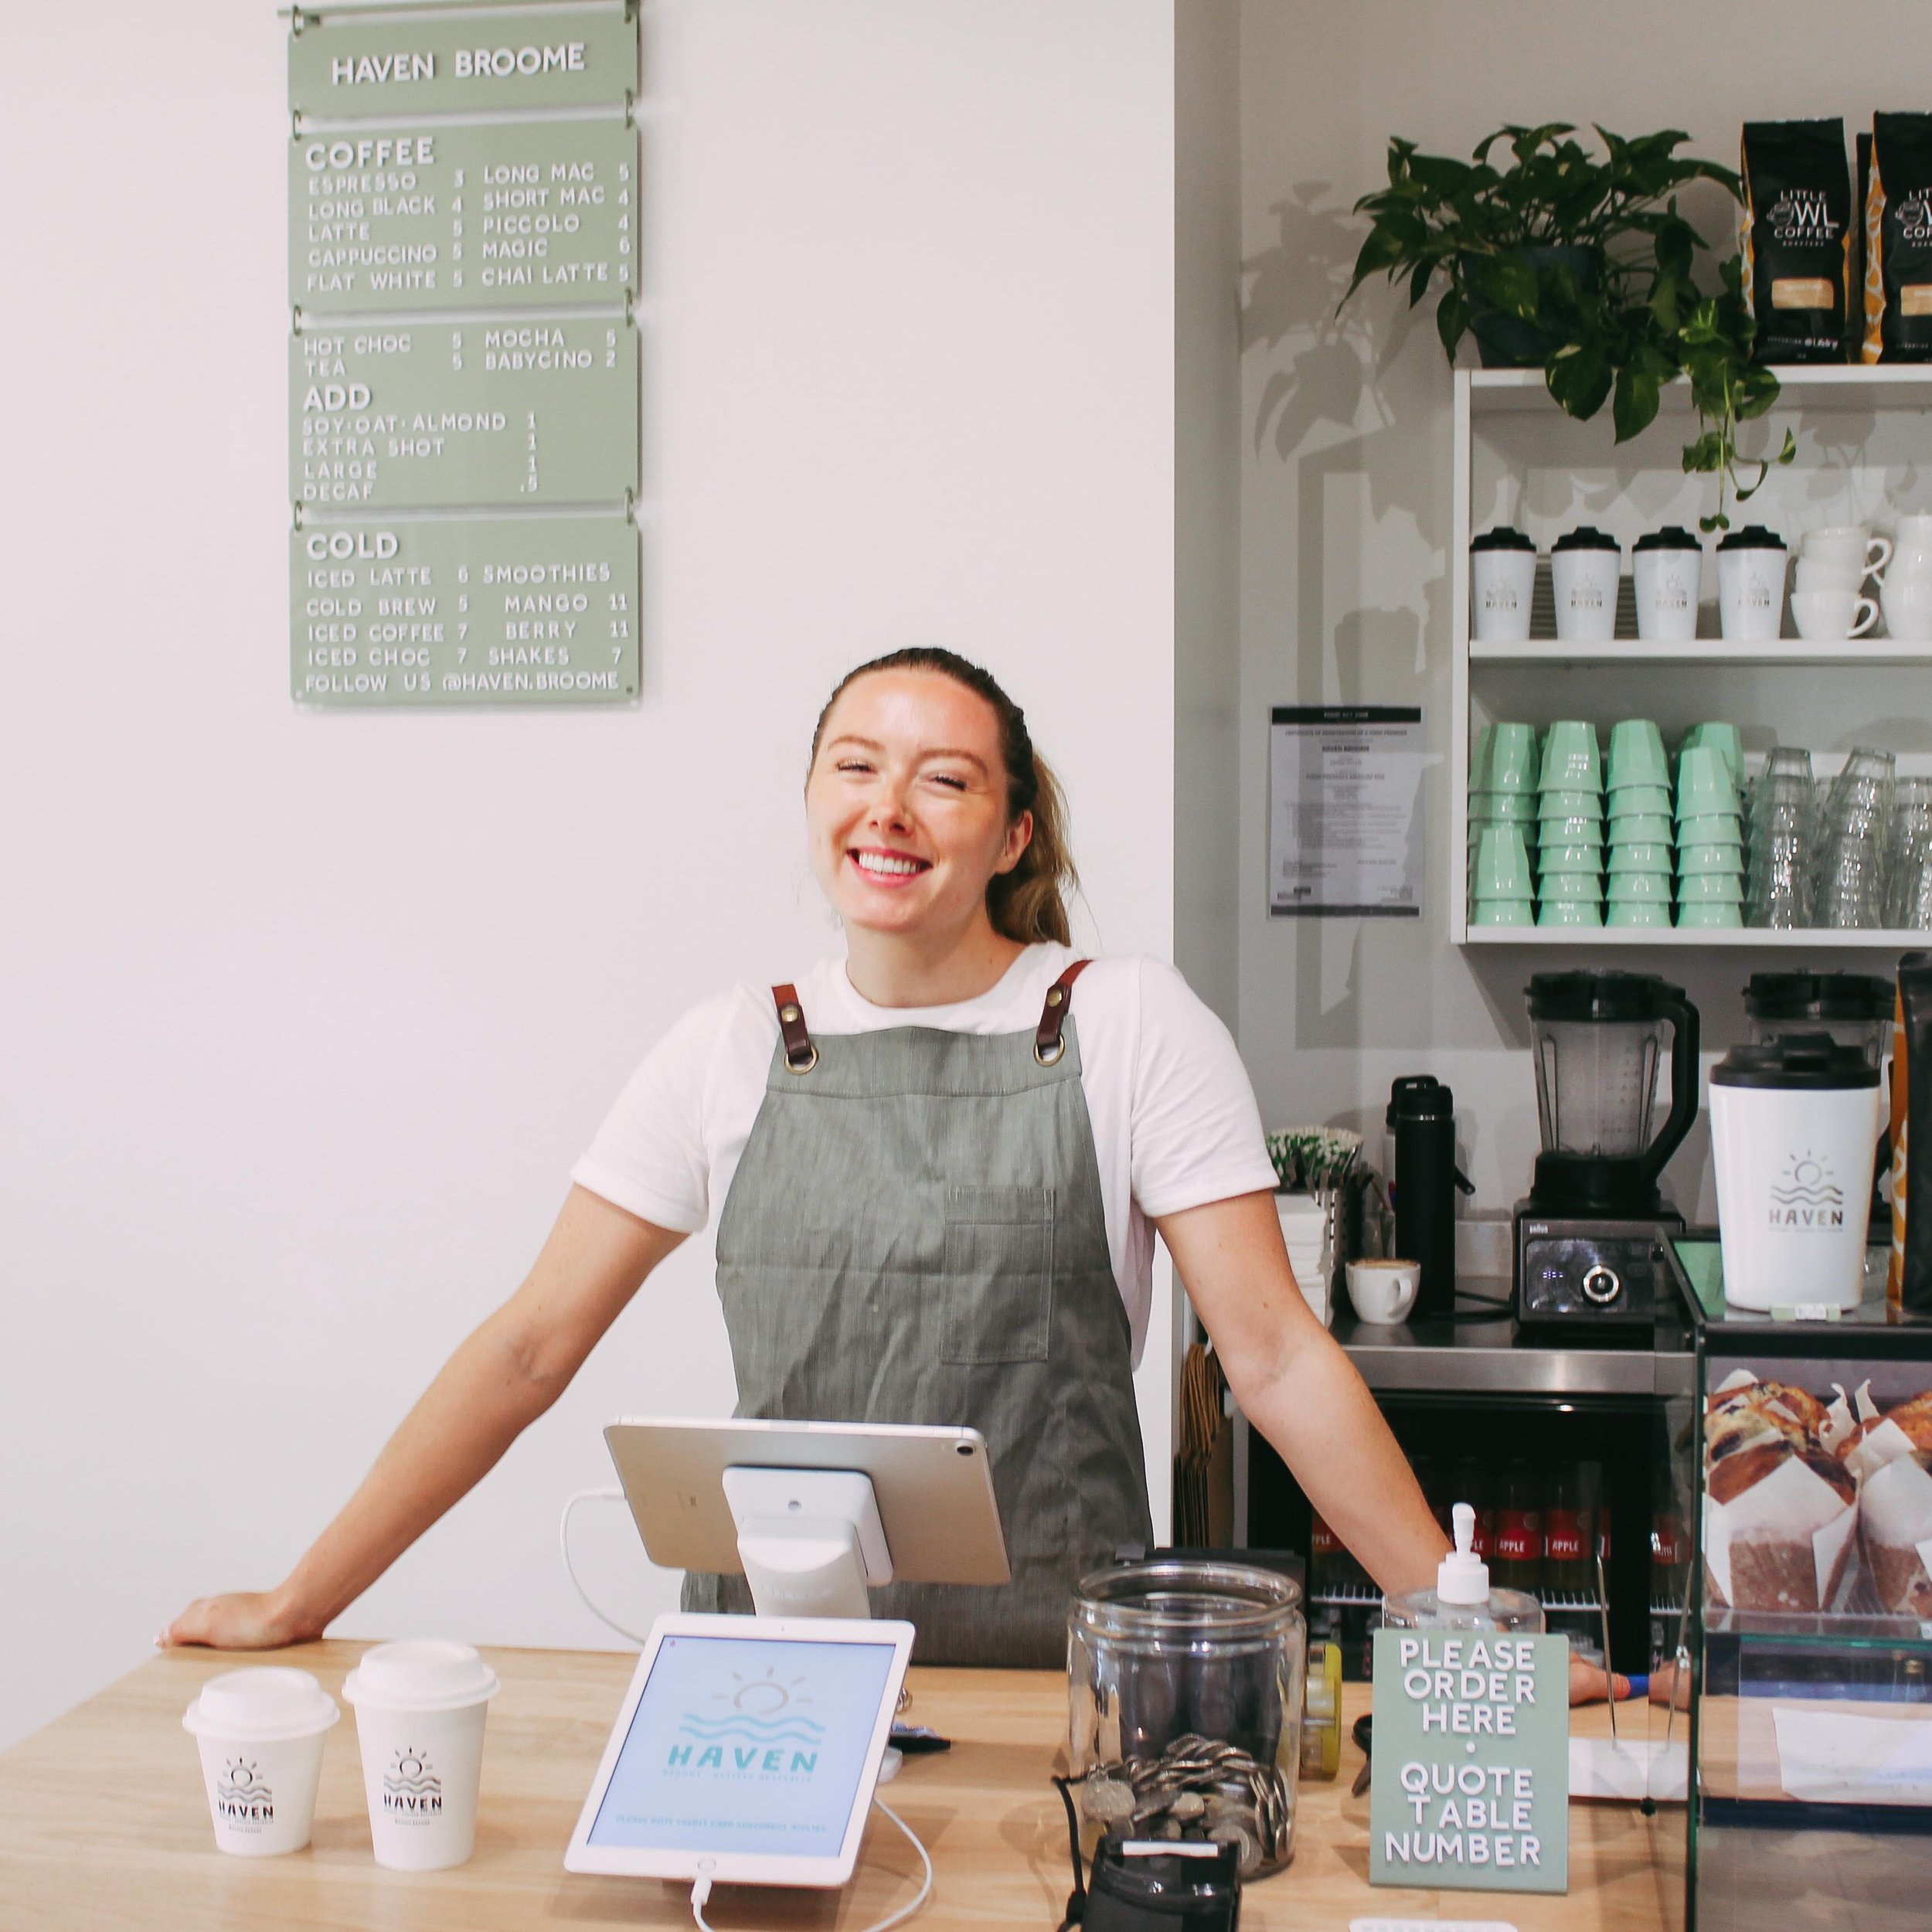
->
[571,943,1278,1363]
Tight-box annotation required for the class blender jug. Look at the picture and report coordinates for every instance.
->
[1743,971,1892,1067]
[1527,972,1700,1213]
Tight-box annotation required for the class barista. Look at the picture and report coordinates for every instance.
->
[165,649,1467,1666]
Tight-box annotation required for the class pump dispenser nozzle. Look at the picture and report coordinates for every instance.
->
[1437,1502,1491,1606]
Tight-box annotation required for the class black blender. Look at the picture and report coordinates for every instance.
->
[1515,971,1701,1328]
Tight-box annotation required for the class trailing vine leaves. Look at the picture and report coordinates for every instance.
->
[1344,124,1791,527]
[1675,256,1797,532]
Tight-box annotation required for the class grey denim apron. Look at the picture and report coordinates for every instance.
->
[681,960,1153,1666]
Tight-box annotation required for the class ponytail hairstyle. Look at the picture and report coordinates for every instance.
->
[808,647,1077,947]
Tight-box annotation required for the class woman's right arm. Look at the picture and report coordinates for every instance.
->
[163,1185,686,1649]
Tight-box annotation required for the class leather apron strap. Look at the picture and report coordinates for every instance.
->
[770,984,818,1074]
[1033,958,1090,1066]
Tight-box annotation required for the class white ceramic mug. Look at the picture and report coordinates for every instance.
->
[1346,1257,1420,1324]
[1802,525,1891,581]
[1471,547,1537,643]
[1795,553,1866,595]
[1884,574,1932,641]
[1791,586,1880,640]
[1718,544,1787,641]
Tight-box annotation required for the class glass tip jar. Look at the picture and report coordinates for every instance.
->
[1067,1559,1306,1879]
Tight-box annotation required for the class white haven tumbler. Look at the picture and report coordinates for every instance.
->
[343,1640,500,1871]
[182,1667,340,1857]
[1470,526,1537,642]
[1709,1037,1882,1311]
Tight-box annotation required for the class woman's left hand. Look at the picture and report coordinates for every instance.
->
[1568,1655,1631,1705]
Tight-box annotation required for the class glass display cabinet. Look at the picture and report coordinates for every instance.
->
[1673,1236,1932,1932]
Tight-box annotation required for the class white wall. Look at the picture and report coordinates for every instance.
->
[0,0,1185,1750]
[1236,0,1932,1216]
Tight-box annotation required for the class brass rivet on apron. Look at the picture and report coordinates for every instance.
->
[780,1005,801,1024]
[785,1043,819,1075]
[1047,987,1064,1006]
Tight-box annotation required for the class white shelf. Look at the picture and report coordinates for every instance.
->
[1468,363,1932,414]
[1470,638,1932,667]
[1462,927,1930,949]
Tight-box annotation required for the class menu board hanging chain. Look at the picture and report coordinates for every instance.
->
[287,1,641,709]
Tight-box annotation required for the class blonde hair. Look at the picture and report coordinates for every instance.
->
[808,648,1077,946]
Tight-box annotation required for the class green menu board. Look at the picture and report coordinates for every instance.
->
[1368,1628,1570,1895]
[291,320,638,508]
[292,119,637,313]
[289,8,636,118]
[294,515,638,706]
[288,4,641,707]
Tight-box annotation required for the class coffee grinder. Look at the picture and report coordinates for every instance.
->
[1515,971,1700,1328]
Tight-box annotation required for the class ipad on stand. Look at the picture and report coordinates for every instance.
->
[563,1612,915,1888]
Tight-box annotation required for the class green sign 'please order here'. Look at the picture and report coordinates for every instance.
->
[1368,1629,1570,1896]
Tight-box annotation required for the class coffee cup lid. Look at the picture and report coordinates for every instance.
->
[1552,525,1619,553]
[1711,1033,1879,1090]
[1634,526,1700,552]
[342,1639,500,1713]
[183,1666,341,1742]
[1716,524,1787,552]
[1471,526,1536,553]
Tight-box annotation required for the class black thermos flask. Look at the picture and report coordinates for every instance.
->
[1386,1075,1465,1321]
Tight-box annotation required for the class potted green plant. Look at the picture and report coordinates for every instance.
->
[1344,123,1793,528]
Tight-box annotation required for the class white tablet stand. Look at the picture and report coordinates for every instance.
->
[719,1467,893,1620]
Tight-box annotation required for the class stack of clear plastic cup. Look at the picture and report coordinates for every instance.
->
[1675,743,1744,928]
[1536,720,1603,927]
[1468,723,1539,925]
[1746,746,1815,928]
[1814,747,1896,930]
[1886,777,1932,930]
[1604,719,1673,928]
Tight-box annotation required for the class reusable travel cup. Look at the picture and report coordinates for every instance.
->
[343,1641,501,1871]
[1716,526,1787,641]
[1550,529,1620,644]
[1632,527,1700,642]
[182,1667,340,1857]
[1539,719,1603,790]
[1710,1036,1883,1311]
[1607,719,1671,791]
[1470,527,1537,643]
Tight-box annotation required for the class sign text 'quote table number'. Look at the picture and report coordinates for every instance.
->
[288,1,641,707]
[1369,1628,1570,1896]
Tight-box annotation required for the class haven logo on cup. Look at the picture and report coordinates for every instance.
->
[1771,1150,1845,1230]
[215,1759,275,1824]
[383,1746,444,1816]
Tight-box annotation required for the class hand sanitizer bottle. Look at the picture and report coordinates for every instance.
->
[1381,1503,1545,1634]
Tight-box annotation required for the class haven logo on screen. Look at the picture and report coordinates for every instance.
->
[666,1665,825,1778]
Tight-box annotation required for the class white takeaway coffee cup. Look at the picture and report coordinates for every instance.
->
[182,1666,340,1857]
[342,1640,500,1871]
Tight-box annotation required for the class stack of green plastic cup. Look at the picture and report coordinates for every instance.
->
[1605,719,1674,928]
[1536,720,1603,927]
[1468,723,1539,925]
[1675,732,1745,928]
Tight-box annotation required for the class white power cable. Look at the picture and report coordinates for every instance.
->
[690,1797,932,1932]
[559,1486,653,1645]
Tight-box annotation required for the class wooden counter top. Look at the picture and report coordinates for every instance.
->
[0,1641,1683,1930]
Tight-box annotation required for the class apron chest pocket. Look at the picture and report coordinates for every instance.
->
[940,1185,1055,1364]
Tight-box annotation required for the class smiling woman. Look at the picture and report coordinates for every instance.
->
[164,648,1457,1672]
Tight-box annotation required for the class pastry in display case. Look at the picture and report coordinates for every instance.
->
[1670,1236,1932,1932]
